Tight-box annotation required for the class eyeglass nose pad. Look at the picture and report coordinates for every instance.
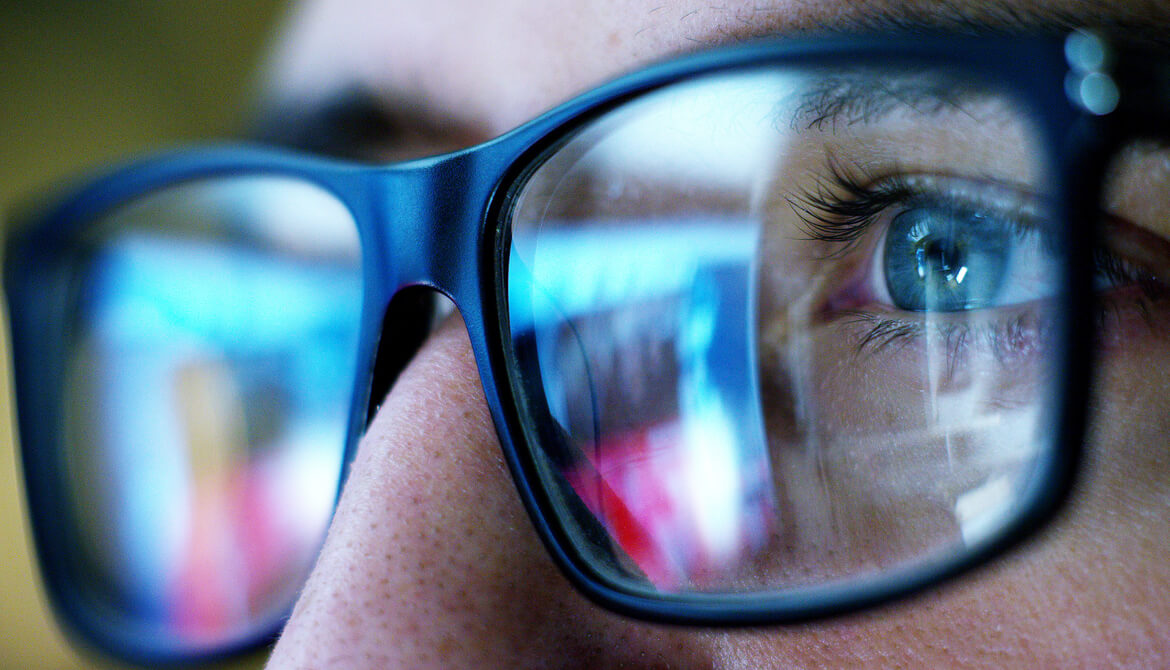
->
[364,286,444,424]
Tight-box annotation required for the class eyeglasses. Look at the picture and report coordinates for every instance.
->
[6,30,1161,664]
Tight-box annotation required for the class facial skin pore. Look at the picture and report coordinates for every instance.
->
[263,1,1170,667]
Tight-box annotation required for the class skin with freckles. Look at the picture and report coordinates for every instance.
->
[264,1,1170,667]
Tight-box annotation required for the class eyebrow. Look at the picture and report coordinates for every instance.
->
[788,72,996,132]
[255,3,1170,156]
[251,88,482,160]
[251,89,396,158]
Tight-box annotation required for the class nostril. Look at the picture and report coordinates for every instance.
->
[366,287,449,423]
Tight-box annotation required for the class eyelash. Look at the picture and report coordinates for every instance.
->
[837,312,1049,370]
[785,162,915,257]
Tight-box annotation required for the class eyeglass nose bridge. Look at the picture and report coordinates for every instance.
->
[374,148,507,307]
[357,146,517,422]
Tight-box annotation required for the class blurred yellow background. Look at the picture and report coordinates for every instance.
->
[2,2,287,667]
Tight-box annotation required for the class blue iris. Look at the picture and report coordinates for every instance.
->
[883,207,1012,312]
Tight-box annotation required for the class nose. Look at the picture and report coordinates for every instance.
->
[264,309,712,668]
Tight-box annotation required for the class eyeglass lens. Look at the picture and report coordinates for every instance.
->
[57,176,363,648]
[507,65,1068,597]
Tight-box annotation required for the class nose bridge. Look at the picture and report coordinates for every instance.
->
[376,149,499,304]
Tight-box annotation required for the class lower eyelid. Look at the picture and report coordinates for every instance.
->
[1094,290,1170,350]
[833,306,1053,365]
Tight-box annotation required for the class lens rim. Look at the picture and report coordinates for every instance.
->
[5,153,385,664]
[481,34,1093,625]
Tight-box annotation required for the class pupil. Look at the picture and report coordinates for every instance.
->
[917,237,966,284]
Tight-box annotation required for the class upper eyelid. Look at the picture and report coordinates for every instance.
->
[786,170,1046,256]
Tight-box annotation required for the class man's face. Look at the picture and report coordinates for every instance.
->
[263,1,1170,667]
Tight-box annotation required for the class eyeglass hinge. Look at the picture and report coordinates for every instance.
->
[1064,30,1119,116]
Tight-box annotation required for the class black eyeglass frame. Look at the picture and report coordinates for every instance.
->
[5,33,1119,665]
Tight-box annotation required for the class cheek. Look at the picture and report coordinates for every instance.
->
[949,335,1170,664]
[749,274,1170,662]
[1080,339,1170,540]
[732,361,1170,668]
[757,309,1051,578]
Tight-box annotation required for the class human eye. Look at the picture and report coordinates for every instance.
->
[788,165,1168,365]
[785,167,1058,363]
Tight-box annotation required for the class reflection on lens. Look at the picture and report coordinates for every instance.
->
[507,66,1064,598]
[60,176,362,650]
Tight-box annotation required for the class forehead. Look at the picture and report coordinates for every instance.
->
[264,0,1167,140]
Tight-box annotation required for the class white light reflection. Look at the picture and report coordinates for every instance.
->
[583,72,802,189]
[681,399,744,565]
[211,176,361,260]
[921,298,1041,548]
[678,280,745,567]
[955,474,1015,546]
